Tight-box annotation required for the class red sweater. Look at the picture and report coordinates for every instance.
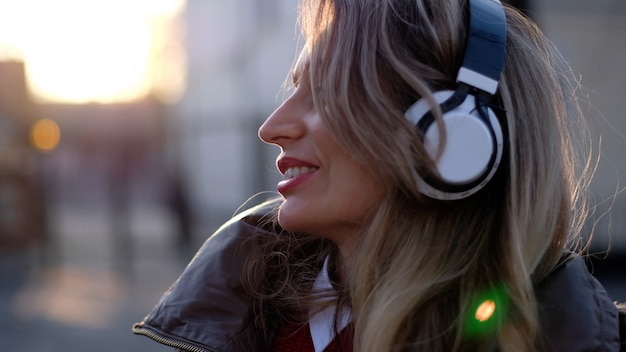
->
[272,321,354,352]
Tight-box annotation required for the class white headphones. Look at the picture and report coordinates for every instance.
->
[404,0,507,200]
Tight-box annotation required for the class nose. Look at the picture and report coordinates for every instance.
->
[258,92,306,146]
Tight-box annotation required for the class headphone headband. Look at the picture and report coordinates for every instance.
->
[457,0,507,94]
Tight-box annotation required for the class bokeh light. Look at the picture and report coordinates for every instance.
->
[30,118,61,152]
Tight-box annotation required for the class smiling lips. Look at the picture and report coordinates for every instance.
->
[276,157,319,193]
[277,157,319,177]
[284,166,317,179]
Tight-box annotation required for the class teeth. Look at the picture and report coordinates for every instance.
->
[284,166,317,179]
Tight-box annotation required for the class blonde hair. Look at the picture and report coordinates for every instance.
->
[247,0,593,350]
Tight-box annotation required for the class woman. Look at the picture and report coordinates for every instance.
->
[134,0,624,350]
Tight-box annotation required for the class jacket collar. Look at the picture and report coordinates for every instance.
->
[133,201,278,352]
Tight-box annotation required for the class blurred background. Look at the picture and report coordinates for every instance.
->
[0,0,624,351]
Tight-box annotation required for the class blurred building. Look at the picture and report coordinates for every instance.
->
[0,59,171,258]
[170,0,297,235]
[0,1,190,258]
[0,61,46,248]
[534,0,626,252]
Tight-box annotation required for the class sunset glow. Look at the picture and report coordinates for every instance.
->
[0,0,186,104]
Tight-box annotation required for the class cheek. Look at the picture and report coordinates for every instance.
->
[332,165,385,221]
[319,135,386,223]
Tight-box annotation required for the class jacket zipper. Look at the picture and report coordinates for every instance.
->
[133,325,212,352]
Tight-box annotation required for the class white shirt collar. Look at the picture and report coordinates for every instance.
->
[309,256,352,352]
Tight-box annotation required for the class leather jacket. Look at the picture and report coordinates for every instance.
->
[133,202,623,351]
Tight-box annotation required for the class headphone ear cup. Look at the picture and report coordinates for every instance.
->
[405,90,504,200]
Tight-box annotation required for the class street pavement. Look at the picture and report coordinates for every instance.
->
[0,201,187,352]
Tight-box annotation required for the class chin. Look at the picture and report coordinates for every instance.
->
[277,205,322,236]
[277,204,304,232]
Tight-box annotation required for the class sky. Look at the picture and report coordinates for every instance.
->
[0,0,186,104]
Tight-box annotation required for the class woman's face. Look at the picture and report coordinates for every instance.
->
[258,73,385,249]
